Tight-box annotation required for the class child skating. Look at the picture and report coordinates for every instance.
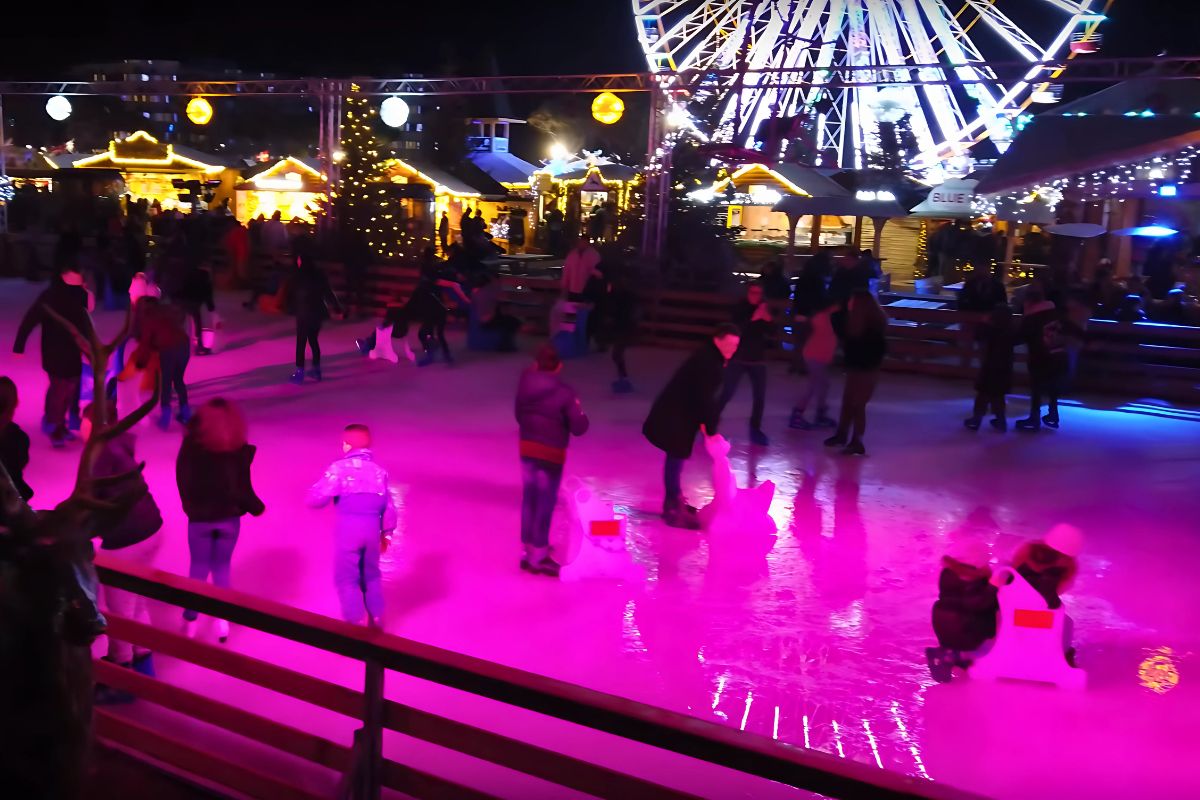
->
[925,539,999,682]
[307,425,400,627]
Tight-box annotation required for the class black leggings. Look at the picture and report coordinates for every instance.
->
[296,318,322,369]
[612,341,629,379]
[836,369,879,443]
[973,392,1006,420]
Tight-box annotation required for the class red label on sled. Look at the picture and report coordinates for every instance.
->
[590,520,620,536]
[1014,609,1054,629]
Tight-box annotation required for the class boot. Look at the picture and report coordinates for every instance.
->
[823,433,848,448]
[925,647,955,683]
[157,407,172,431]
[990,417,1008,432]
[289,369,305,385]
[1042,413,1060,429]
[842,439,867,456]
[815,413,838,428]
[663,499,701,530]
[308,367,323,382]
[131,651,156,678]
[1015,418,1041,432]
[750,429,770,446]
[527,547,560,578]
[963,416,982,431]
[176,404,192,425]
[789,408,813,430]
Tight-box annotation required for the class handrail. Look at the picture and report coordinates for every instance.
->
[95,554,987,800]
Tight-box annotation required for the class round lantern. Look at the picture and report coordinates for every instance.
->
[46,95,72,121]
[380,96,410,128]
[591,92,624,125]
[186,97,213,125]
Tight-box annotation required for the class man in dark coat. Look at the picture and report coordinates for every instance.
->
[643,324,741,529]
[13,265,94,447]
[289,251,342,384]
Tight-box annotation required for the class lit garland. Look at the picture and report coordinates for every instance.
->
[1056,145,1198,200]
[913,219,928,279]
[337,85,424,259]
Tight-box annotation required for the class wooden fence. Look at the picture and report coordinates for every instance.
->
[94,555,985,800]
[316,261,1200,404]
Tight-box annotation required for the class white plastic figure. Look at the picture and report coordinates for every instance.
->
[369,325,415,364]
[557,476,644,583]
[970,566,1087,689]
[697,432,777,540]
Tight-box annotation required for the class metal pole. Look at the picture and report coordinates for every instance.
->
[0,94,8,235]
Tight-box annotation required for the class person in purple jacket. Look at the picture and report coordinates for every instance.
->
[307,425,399,626]
[514,344,589,577]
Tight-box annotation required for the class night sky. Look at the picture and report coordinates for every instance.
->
[0,1,1195,78]
[0,2,1196,160]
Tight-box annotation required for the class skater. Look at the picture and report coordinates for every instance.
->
[289,250,342,384]
[643,324,740,529]
[471,271,520,351]
[176,399,265,640]
[1017,283,1068,431]
[1002,523,1083,663]
[604,268,638,393]
[438,210,450,253]
[0,377,33,501]
[131,295,192,430]
[717,281,773,446]
[964,304,1015,432]
[307,425,400,627]
[12,265,94,447]
[825,289,888,456]
[1008,524,1082,610]
[176,260,216,356]
[789,296,839,430]
[562,236,601,302]
[412,248,469,366]
[79,402,164,692]
[515,344,590,577]
[925,539,999,683]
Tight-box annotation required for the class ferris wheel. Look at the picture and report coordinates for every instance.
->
[632,0,1108,178]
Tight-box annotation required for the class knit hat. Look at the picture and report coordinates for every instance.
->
[947,539,990,570]
[1043,523,1084,558]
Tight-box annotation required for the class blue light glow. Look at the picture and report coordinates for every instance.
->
[1159,185,1178,197]
[1128,225,1179,237]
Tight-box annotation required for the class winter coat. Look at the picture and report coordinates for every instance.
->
[177,266,215,311]
[92,432,163,550]
[176,439,265,522]
[643,342,727,459]
[1020,300,1068,380]
[802,308,837,364]
[290,267,339,323]
[0,422,33,501]
[132,300,189,368]
[515,369,589,465]
[975,322,1015,396]
[931,567,999,651]
[604,285,638,343]
[307,449,399,535]
[731,300,772,363]
[13,277,94,378]
[1017,563,1069,610]
[841,329,887,371]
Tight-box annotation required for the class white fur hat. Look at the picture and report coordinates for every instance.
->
[1044,523,1084,558]
[947,539,990,569]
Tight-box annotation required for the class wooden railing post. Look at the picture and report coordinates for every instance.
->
[341,657,384,800]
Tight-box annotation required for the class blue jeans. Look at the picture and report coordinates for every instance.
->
[335,515,385,624]
[184,518,240,620]
[520,458,563,549]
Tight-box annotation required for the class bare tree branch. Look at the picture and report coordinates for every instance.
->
[40,303,95,360]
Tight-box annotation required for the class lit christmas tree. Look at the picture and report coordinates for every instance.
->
[335,85,412,259]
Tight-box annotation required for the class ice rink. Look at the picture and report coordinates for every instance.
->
[3,279,1197,799]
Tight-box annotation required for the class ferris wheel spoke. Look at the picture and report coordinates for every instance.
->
[958,0,1049,61]
[918,0,1001,114]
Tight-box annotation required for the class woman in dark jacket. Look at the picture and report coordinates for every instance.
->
[643,324,740,528]
[176,398,265,641]
[289,251,341,384]
[826,289,888,456]
[964,304,1015,432]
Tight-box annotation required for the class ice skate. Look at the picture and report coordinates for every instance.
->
[789,409,813,430]
[157,407,172,431]
[612,378,634,394]
[289,369,305,385]
[1042,414,1060,429]
[1015,418,1041,432]
[990,417,1008,432]
[308,368,323,383]
[750,429,770,446]
[824,433,848,448]
[842,440,867,456]
[963,416,982,431]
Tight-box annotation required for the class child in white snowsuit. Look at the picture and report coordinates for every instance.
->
[307,425,399,626]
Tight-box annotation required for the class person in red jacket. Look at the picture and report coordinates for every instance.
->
[514,344,589,576]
